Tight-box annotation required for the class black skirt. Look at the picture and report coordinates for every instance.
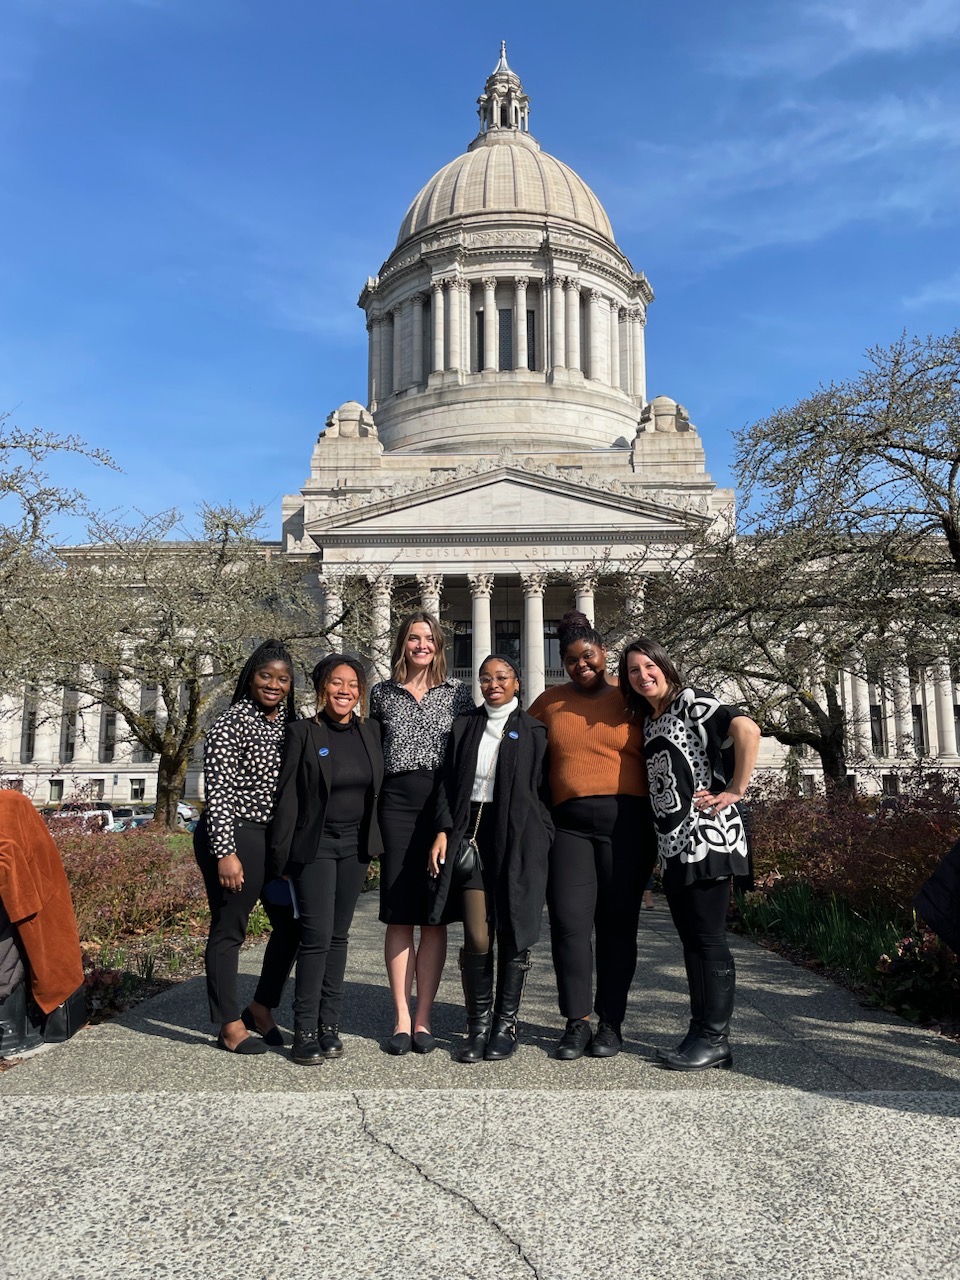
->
[378,768,439,926]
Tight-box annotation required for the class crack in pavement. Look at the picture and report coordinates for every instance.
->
[352,1092,542,1280]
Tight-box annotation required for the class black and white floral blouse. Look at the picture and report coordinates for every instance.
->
[203,698,287,859]
[643,687,750,889]
[370,678,474,775]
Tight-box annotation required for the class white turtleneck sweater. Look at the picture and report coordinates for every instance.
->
[470,697,519,803]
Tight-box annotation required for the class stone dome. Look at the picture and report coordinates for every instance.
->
[396,133,615,247]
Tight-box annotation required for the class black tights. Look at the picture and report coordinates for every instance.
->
[665,878,733,963]
[462,888,491,954]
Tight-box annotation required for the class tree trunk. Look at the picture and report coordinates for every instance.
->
[818,736,852,796]
[155,750,189,830]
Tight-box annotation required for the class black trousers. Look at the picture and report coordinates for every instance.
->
[665,878,733,964]
[547,795,656,1024]
[195,816,300,1026]
[289,823,368,1031]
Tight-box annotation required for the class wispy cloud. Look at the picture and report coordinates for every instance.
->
[903,268,960,310]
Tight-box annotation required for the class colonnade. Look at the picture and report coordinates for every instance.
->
[367,274,647,404]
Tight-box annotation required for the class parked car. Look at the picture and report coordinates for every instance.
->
[112,815,154,832]
[45,804,115,832]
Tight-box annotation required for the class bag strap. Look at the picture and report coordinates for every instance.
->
[469,724,507,840]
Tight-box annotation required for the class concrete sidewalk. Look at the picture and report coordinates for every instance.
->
[3,893,959,1279]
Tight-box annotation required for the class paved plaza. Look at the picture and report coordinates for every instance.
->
[3,894,959,1279]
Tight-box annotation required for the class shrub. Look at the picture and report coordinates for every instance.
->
[876,927,960,1023]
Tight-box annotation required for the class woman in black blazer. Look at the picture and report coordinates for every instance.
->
[270,654,384,1066]
[428,655,553,1062]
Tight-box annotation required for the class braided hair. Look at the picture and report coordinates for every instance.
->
[231,639,296,717]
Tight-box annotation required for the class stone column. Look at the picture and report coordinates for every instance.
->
[482,277,497,371]
[368,574,393,683]
[322,571,345,650]
[446,279,462,373]
[933,659,959,758]
[847,660,870,760]
[609,301,621,391]
[550,275,565,369]
[410,292,425,388]
[565,279,581,372]
[368,313,384,404]
[575,575,596,625]
[391,304,403,395]
[521,572,547,703]
[468,573,495,701]
[514,276,528,370]
[891,667,916,758]
[431,280,445,373]
[590,290,609,383]
[634,309,647,403]
[416,573,443,619]
[380,311,393,402]
[630,309,645,402]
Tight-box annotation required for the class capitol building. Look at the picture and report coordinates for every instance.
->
[4,47,954,806]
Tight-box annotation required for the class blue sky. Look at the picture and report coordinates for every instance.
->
[2,0,958,538]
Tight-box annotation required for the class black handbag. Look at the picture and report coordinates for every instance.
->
[447,725,505,889]
[41,984,88,1044]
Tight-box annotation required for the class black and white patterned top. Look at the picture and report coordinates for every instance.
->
[370,678,475,776]
[643,687,750,889]
[203,698,287,859]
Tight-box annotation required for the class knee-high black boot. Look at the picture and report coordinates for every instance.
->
[458,948,494,1063]
[660,956,734,1071]
[656,949,704,1061]
[484,949,531,1061]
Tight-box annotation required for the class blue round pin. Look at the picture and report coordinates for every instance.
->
[318,747,330,757]
[508,730,520,739]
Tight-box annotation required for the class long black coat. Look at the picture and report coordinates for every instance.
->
[428,706,553,952]
[269,717,384,877]
[914,838,960,954]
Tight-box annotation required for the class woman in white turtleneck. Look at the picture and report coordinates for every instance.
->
[428,655,554,1062]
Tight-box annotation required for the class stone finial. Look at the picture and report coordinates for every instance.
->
[323,400,378,440]
[640,395,693,434]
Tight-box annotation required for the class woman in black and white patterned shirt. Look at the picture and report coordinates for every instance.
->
[194,639,300,1055]
[370,612,474,1055]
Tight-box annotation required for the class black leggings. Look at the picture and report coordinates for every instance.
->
[289,825,368,1031]
[547,795,656,1024]
[195,817,300,1026]
[665,878,733,963]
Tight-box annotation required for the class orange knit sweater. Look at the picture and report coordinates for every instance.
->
[527,682,648,805]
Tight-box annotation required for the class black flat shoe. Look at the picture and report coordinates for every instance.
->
[216,1032,268,1056]
[554,1018,593,1061]
[385,1031,412,1056]
[318,1025,344,1059]
[412,1030,436,1055]
[241,1007,285,1047]
[588,1022,622,1058]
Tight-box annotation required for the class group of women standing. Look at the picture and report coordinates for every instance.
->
[194,608,760,1072]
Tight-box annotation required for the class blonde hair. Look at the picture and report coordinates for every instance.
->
[390,611,447,686]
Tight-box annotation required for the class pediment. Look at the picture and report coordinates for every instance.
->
[306,466,707,539]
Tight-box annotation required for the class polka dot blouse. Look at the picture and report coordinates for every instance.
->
[202,697,288,859]
[370,678,475,775]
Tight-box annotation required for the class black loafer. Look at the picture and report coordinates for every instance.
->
[216,1032,268,1056]
[412,1030,436,1054]
[291,1031,325,1066]
[385,1031,412,1056]
[589,1022,622,1058]
[318,1025,344,1059]
[241,1006,285,1047]
[554,1018,593,1061]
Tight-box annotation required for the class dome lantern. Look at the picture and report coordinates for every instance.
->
[476,41,531,137]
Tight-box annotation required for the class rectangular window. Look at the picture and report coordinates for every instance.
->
[881,773,901,797]
[544,621,562,678]
[495,620,521,666]
[91,778,105,800]
[801,775,816,798]
[452,623,473,671]
[869,703,886,756]
[99,707,117,764]
[20,685,38,764]
[130,778,146,801]
[475,311,484,372]
[498,308,513,371]
[133,683,158,764]
[912,704,927,756]
[49,779,64,803]
[527,310,537,371]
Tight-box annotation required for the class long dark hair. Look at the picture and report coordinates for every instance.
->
[557,609,605,659]
[231,639,296,716]
[312,653,368,721]
[618,637,683,721]
[390,611,447,685]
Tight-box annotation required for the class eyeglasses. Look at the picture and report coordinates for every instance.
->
[479,675,515,686]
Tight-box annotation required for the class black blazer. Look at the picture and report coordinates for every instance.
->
[269,716,384,876]
[428,705,553,952]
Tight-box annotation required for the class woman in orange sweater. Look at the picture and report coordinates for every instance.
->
[528,611,656,1060]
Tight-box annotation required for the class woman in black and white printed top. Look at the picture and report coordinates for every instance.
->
[620,637,760,1073]
[194,639,300,1055]
[369,612,474,1055]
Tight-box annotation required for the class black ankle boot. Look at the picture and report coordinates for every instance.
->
[291,1028,325,1066]
[457,949,494,1063]
[660,958,735,1071]
[484,950,531,1061]
[656,949,705,1061]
